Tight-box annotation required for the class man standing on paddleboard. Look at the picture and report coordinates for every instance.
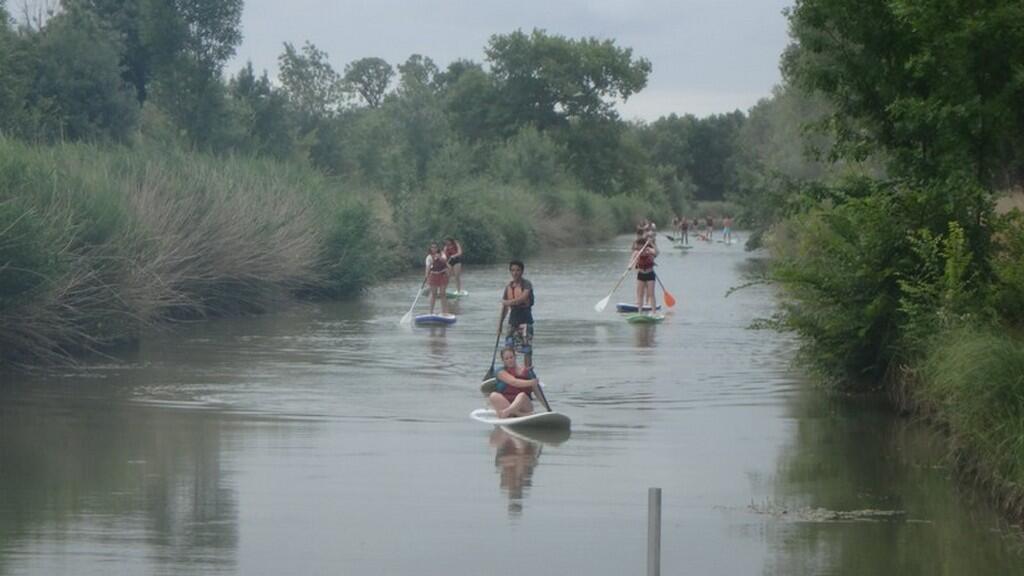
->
[501,260,534,373]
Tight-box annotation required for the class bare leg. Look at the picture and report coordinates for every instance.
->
[502,393,533,418]
[489,392,511,414]
[647,280,657,310]
[635,279,644,310]
[454,263,462,293]
[429,287,437,314]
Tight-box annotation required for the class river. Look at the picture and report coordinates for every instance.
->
[1,235,1022,575]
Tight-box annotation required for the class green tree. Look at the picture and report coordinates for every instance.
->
[278,41,346,121]
[390,54,447,183]
[485,29,651,132]
[344,57,393,108]
[28,4,139,141]
[228,62,295,159]
[784,0,1024,186]
[439,60,499,143]
[0,2,32,137]
[71,0,243,105]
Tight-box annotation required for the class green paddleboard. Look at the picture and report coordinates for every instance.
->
[626,313,665,324]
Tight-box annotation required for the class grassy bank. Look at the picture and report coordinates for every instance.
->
[765,178,1024,521]
[914,327,1024,517]
[0,138,649,366]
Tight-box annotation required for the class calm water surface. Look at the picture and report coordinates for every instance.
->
[2,236,1022,575]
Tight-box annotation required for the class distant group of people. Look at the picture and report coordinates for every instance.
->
[443,215,737,421]
[670,215,733,245]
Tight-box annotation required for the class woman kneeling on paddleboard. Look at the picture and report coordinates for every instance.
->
[488,347,537,419]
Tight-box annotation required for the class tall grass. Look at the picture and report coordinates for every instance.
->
[0,139,382,365]
[916,327,1024,516]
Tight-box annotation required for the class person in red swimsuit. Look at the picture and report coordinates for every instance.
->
[632,230,659,312]
[443,237,464,294]
[424,242,450,314]
[488,347,537,418]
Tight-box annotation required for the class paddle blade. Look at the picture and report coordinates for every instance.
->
[663,289,676,308]
[399,311,413,325]
[480,378,497,395]
[594,295,610,313]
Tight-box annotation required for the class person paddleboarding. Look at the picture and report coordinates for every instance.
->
[501,259,535,371]
[443,237,465,295]
[632,229,659,313]
[424,242,450,315]
[487,347,537,419]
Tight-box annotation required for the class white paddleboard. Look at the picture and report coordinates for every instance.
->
[470,408,571,429]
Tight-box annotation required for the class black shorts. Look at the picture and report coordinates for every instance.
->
[448,256,462,266]
[637,270,656,282]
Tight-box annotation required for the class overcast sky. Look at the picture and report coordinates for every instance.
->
[231,1,793,122]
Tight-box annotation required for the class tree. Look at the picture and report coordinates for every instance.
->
[278,41,346,121]
[439,60,498,143]
[687,111,744,201]
[484,29,651,133]
[70,0,243,104]
[390,55,447,182]
[29,4,139,141]
[784,0,1024,187]
[0,2,32,137]
[228,62,295,159]
[396,54,439,95]
[344,57,393,108]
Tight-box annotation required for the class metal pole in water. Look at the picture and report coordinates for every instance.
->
[648,487,661,576]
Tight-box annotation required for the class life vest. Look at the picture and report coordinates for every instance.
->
[497,366,533,402]
[429,253,447,273]
[636,249,655,270]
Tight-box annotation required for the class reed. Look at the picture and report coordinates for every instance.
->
[916,327,1024,517]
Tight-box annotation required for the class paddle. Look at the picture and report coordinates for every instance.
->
[663,233,677,243]
[483,306,509,381]
[532,374,552,412]
[399,278,428,325]
[594,238,651,313]
[656,275,676,308]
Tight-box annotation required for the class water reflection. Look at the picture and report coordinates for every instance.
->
[633,324,658,348]
[425,327,450,359]
[488,427,570,517]
[763,390,1024,575]
[0,395,238,573]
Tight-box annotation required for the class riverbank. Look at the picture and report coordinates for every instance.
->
[766,193,1024,524]
[0,138,654,367]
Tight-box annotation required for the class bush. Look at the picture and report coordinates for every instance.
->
[991,210,1024,327]
[770,176,996,388]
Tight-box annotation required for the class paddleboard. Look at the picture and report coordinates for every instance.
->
[446,289,468,299]
[673,244,693,250]
[499,424,572,445]
[615,303,662,313]
[626,313,665,324]
[471,408,571,429]
[414,313,457,325]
